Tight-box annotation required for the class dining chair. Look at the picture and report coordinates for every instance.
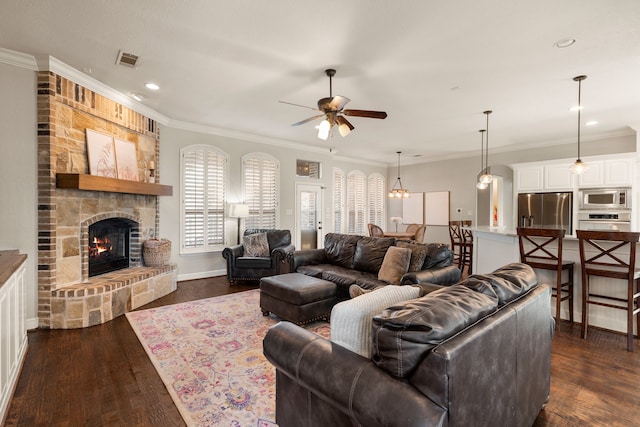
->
[448,220,473,275]
[368,223,384,237]
[517,227,574,328]
[577,230,640,351]
[414,225,426,243]
[405,223,419,235]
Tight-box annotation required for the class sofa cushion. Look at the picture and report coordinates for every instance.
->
[321,268,378,289]
[331,285,421,358]
[235,257,272,269]
[352,236,396,273]
[323,233,362,269]
[464,262,537,306]
[372,284,498,378]
[243,232,269,257]
[422,243,453,269]
[396,241,429,272]
[378,246,411,285]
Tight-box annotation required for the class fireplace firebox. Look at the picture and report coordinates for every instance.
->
[88,218,132,277]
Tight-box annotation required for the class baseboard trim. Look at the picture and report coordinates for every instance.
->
[177,269,226,282]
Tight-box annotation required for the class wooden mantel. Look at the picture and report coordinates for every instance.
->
[56,173,173,196]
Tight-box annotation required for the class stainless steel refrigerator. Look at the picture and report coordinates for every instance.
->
[517,192,573,234]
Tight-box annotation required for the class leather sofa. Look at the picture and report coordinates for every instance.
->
[288,233,460,299]
[222,229,294,284]
[264,263,553,427]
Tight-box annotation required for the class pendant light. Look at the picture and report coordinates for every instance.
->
[478,110,493,185]
[569,75,588,174]
[388,151,410,198]
[476,129,488,189]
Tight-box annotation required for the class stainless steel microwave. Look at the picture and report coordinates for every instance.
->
[579,188,631,210]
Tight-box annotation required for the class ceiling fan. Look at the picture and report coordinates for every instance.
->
[279,68,388,140]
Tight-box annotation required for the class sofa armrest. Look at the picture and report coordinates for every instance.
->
[272,243,296,274]
[401,265,461,286]
[222,244,243,262]
[288,248,327,271]
[263,322,446,427]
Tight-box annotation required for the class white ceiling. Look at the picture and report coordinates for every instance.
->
[3,0,640,165]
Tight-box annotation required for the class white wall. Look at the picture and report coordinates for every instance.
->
[159,126,387,281]
[0,62,38,327]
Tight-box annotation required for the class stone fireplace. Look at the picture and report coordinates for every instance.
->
[37,71,176,329]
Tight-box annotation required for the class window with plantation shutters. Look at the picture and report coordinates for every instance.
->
[180,145,227,253]
[347,171,366,235]
[368,173,385,228]
[242,153,279,230]
[333,168,345,233]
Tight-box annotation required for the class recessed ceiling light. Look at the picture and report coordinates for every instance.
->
[129,92,144,102]
[145,82,160,90]
[554,38,576,48]
[586,120,598,126]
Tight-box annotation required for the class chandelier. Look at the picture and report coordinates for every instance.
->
[388,151,410,198]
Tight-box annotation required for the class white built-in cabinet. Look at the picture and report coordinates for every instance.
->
[515,162,573,192]
[515,155,634,193]
[578,158,633,188]
[0,255,27,423]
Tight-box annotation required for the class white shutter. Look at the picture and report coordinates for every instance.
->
[347,171,366,235]
[243,153,279,230]
[368,173,385,228]
[181,145,227,253]
[333,168,345,233]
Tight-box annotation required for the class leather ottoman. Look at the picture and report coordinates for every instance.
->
[260,273,337,325]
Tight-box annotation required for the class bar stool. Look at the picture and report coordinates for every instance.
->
[449,220,473,275]
[577,230,640,352]
[517,227,574,328]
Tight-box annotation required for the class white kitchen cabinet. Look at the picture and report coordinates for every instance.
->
[605,158,633,187]
[578,158,632,188]
[544,163,574,190]
[515,165,544,192]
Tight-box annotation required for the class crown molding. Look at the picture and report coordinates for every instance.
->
[0,48,38,70]
[166,118,387,167]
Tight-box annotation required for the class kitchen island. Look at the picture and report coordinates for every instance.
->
[469,226,634,336]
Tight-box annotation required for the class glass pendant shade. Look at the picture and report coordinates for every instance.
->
[570,75,588,175]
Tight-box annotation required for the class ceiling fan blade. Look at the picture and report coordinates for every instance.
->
[343,109,388,119]
[327,95,350,111]
[317,96,351,112]
[291,114,325,126]
[278,100,320,111]
[335,116,354,137]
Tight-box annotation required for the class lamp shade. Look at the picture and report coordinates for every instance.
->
[228,203,250,218]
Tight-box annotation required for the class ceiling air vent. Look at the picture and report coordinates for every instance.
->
[115,50,139,68]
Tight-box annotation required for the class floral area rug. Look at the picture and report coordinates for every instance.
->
[126,289,330,427]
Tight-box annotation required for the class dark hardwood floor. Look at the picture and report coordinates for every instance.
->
[5,276,640,426]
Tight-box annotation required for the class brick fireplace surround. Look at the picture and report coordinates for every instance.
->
[37,71,176,329]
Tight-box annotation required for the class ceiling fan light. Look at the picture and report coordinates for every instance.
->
[317,119,331,140]
[338,122,351,137]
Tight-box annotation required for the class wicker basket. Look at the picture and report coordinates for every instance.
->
[143,239,171,267]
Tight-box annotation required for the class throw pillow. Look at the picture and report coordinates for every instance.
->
[378,246,411,285]
[396,241,429,272]
[243,232,269,257]
[330,285,421,358]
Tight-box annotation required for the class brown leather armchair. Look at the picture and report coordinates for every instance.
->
[222,229,294,284]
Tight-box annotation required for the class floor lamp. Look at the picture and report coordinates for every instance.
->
[229,203,249,244]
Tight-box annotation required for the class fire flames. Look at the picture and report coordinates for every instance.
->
[89,236,112,258]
